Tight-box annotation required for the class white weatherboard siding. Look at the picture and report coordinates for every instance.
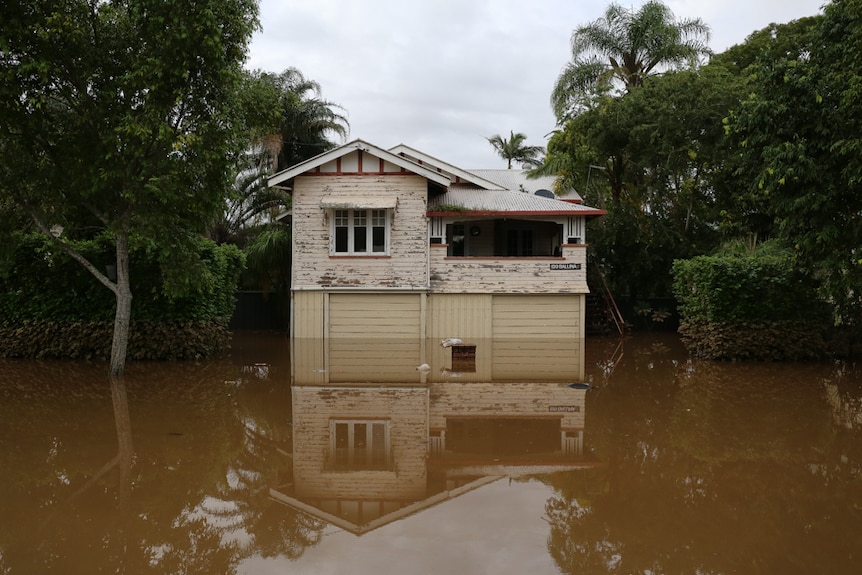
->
[491,294,584,381]
[291,174,429,290]
[428,244,589,294]
[328,294,423,383]
[426,293,493,341]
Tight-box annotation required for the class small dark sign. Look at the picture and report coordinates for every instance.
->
[550,263,582,270]
[549,405,580,412]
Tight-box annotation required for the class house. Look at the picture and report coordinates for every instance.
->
[267,139,604,374]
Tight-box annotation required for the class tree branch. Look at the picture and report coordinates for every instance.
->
[24,206,118,296]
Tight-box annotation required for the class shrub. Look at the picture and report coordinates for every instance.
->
[672,245,829,360]
[0,234,245,359]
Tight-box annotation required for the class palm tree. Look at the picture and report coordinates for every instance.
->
[269,68,350,172]
[208,158,291,245]
[551,0,711,120]
[487,131,544,169]
[213,68,348,244]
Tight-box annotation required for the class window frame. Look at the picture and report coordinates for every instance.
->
[330,208,390,256]
[329,419,392,470]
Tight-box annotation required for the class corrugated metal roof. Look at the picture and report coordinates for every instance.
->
[428,187,602,215]
[389,144,506,190]
[468,169,581,201]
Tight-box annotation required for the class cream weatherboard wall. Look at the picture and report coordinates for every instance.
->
[291,174,429,290]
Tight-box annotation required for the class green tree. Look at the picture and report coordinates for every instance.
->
[729,0,861,324]
[259,67,350,173]
[0,0,260,374]
[544,67,746,299]
[551,0,711,120]
[486,130,544,169]
[709,16,821,76]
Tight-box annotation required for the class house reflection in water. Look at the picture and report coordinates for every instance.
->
[269,336,594,535]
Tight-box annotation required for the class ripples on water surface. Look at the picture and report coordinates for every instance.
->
[0,332,860,574]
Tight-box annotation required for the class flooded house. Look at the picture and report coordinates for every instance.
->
[267,139,605,377]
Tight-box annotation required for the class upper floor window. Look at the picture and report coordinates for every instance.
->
[332,209,389,255]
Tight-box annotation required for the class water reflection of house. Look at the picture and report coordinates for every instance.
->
[270,338,593,535]
[268,139,604,354]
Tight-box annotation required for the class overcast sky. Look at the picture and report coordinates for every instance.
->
[246,0,826,170]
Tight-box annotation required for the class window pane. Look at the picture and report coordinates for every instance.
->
[335,226,348,252]
[354,226,367,252]
[372,226,385,252]
[354,210,368,252]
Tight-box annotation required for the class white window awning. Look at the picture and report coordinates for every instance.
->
[320,195,398,210]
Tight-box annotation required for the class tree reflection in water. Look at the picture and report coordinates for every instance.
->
[543,335,862,575]
[0,353,324,574]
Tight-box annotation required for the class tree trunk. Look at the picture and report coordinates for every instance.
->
[110,233,133,376]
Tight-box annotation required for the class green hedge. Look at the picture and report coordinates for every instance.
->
[0,234,245,359]
[672,251,829,360]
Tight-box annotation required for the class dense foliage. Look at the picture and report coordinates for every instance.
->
[0,234,244,359]
[728,0,862,325]
[0,0,260,373]
[547,0,860,343]
[672,244,828,359]
[547,65,746,299]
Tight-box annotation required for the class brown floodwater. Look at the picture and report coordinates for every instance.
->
[1,331,860,574]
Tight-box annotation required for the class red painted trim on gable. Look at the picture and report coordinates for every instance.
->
[297,172,420,177]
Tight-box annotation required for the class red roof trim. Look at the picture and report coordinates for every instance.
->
[298,171,418,177]
[426,209,606,217]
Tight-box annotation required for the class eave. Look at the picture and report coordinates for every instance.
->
[268,139,451,188]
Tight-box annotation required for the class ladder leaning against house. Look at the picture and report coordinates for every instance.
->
[588,262,625,336]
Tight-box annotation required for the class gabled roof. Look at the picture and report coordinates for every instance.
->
[388,144,505,190]
[268,139,451,188]
[427,186,605,217]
